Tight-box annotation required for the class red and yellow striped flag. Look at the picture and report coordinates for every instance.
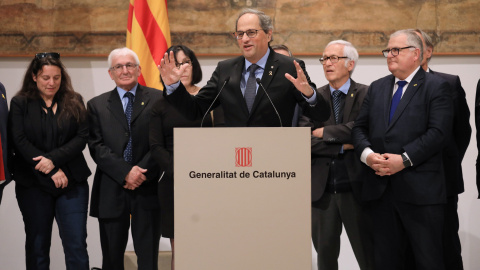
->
[127,0,171,90]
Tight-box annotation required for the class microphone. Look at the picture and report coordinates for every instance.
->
[256,78,283,127]
[201,77,230,127]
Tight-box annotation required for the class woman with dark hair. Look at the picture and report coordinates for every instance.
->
[9,52,91,269]
[151,45,222,269]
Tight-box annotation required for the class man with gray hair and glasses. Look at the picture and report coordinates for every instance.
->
[300,40,373,270]
[352,29,453,270]
[158,8,330,127]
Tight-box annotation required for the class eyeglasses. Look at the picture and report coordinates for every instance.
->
[319,55,348,64]
[110,63,138,72]
[232,29,262,40]
[382,46,415,57]
[35,52,60,60]
[175,60,192,68]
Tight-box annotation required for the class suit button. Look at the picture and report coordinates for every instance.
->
[125,132,129,137]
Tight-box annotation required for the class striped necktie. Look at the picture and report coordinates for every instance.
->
[332,90,343,124]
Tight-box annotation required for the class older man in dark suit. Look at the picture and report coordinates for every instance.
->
[0,82,10,204]
[88,47,162,270]
[352,29,453,270]
[300,40,372,270]
[414,28,471,270]
[158,8,330,127]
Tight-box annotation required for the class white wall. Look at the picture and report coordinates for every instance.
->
[0,55,479,269]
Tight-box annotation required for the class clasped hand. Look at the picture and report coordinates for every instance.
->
[124,165,148,190]
[51,169,68,189]
[33,155,54,174]
[366,153,405,176]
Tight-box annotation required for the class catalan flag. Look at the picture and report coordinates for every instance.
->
[127,0,171,90]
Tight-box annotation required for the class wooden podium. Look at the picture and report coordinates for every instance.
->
[174,127,311,270]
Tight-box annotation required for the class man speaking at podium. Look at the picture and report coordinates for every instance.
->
[158,8,330,127]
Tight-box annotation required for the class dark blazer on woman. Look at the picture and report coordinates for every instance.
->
[9,95,91,193]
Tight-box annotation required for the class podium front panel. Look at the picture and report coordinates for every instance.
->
[174,127,311,270]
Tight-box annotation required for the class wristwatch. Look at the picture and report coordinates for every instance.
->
[401,153,412,168]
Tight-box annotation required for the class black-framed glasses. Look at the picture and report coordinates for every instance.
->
[232,29,262,40]
[110,63,138,72]
[175,60,192,68]
[319,55,348,64]
[35,52,60,60]
[382,46,415,57]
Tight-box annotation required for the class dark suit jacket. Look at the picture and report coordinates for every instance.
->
[164,49,330,127]
[352,68,453,205]
[0,83,10,201]
[88,84,161,219]
[429,69,471,196]
[9,95,91,193]
[299,80,368,202]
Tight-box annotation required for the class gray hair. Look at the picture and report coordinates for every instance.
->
[235,9,274,42]
[108,47,140,68]
[390,29,423,63]
[325,40,359,76]
[414,29,434,63]
[271,44,292,57]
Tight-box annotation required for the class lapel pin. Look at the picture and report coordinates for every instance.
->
[351,93,354,97]
[141,102,145,106]
[414,84,417,86]
[1,94,4,99]
[269,71,273,76]
[271,66,274,69]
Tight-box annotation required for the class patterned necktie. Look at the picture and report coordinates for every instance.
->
[123,92,134,163]
[332,90,343,124]
[244,64,259,113]
[389,80,407,124]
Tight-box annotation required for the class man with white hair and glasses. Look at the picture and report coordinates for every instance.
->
[300,40,373,270]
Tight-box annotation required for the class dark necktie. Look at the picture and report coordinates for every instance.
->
[389,80,407,124]
[332,90,343,124]
[123,92,134,163]
[244,64,259,113]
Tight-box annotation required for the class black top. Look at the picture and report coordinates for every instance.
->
[9,95,91,196]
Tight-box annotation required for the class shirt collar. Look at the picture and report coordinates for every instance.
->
[395,66,421,85]
[329,78,351,95]
[244,48,270,72]
[116,83,138,98]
